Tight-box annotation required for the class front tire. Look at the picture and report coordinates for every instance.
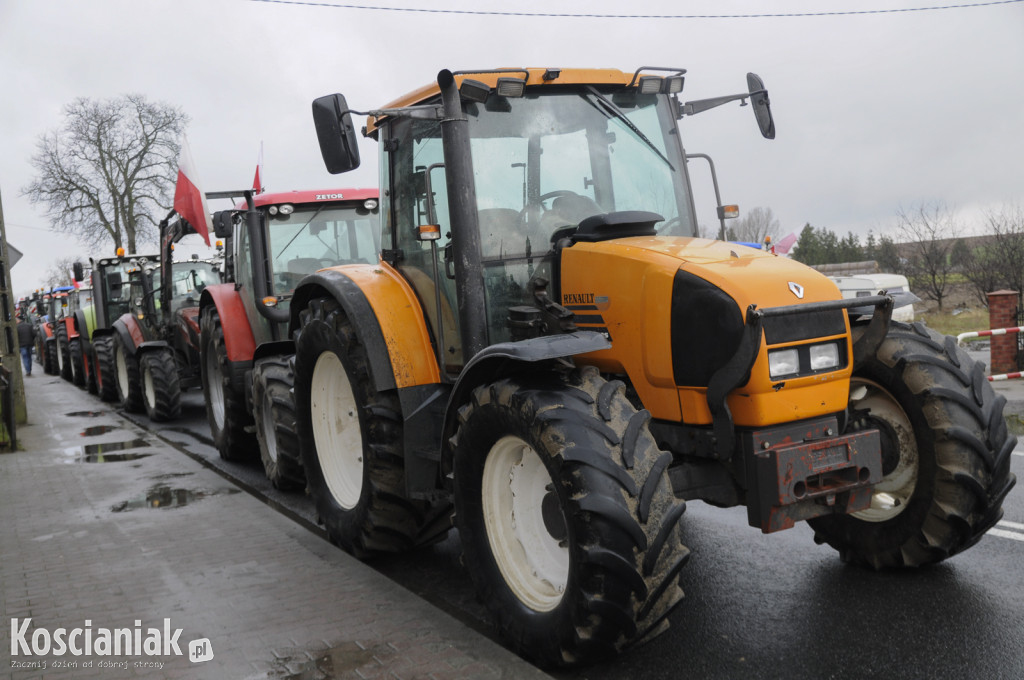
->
[112,334,144,413]
[69,338,87,388]
[43,338,58,375]
[253,355,305,491]
[810,321,1017,568]
[294,297,440,557]
[141,349,182,422]
[56,325,73,381]
[452,366,690,667]
[94,336,118,402]
[200,306,255,461]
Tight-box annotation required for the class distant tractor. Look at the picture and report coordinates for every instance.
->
[199,188,379,490]
[110,215,221,421]
[287,67,1016,667]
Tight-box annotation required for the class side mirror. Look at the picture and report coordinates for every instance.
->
[312,94,361,174]
[72,262,85,282]
[212,210,235,239]
[746,73,775,140]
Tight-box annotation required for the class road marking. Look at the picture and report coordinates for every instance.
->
[992,521,1024,543]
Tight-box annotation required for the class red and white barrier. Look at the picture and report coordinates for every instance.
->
[956,325,1024,381]
[957,326,1024,345]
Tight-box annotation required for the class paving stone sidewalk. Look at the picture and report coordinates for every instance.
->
[0,375,550,680]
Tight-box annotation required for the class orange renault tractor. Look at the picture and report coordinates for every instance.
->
[294,68,1016,667]
[199,188,379,489]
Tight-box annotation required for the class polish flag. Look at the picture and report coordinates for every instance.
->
[774,232,798,255]
[252,141,264,194]
[173,135,212,246]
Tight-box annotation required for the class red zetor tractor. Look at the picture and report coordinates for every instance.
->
[199,188,379,489]
[47,286,81,383]
[110,214,221,421]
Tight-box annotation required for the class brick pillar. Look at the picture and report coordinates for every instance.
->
[988,290,1019,375]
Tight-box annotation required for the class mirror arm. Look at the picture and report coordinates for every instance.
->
[681,90,763,118]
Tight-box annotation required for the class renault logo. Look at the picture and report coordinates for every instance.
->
[788,281,805,299]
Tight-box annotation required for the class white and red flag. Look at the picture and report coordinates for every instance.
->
[173,135,212,246]
[252,141,264,194]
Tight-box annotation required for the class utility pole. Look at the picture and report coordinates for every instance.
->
[0,185,26,441]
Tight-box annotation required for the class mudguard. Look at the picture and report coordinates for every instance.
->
[290,264,439,392]
[200,284,256,363]
[112,314,145,355]
[437,331,612,481]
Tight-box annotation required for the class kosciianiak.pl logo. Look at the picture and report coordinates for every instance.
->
[10,618,214,664]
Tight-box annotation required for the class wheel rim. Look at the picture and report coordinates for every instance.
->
[205,349,225,430]
[310,351,362,510]
[850,378,918,522]
[57,339,64,371]
[115,344,130,399]
[260,390,278,463]
[143,361,156,410]
[482,435,569,612]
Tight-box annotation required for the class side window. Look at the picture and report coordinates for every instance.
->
[389,117,462,372]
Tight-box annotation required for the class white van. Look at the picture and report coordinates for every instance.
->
[829,273,916,322]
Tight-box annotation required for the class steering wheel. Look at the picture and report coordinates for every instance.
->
[657,215,682,235]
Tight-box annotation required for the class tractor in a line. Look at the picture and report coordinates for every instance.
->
[109,215,221,421]
[282,67,1012,667]
[199,188,379,489]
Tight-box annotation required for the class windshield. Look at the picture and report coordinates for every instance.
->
[465,88,695,258]
[267,204,380,293]
[170,261,219,310]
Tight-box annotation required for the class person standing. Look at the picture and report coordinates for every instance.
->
[16,315,36,376]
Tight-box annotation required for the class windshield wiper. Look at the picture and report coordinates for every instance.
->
[278,205,327,259]
[583,87,674,171]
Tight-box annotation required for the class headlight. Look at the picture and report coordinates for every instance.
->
[768,348,800,379]
[810,342,840,371]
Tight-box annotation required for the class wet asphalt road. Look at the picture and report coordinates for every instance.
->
[117,389,1024,680]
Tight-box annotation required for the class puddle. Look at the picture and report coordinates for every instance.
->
[265,642,395,680]
[80,425,118,437]
[111,485,240,512]
[65,411,106,417]
[83,439,151,456]
[151,472,194,480]
[81,452,152,463]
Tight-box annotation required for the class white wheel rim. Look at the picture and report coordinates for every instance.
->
[205,349,225,429]
[260,390,279,463]
[115,344,130,398]
[143,362,156,410]
[482,435,569,612]
[57,338,64,371]
[851,378,918,522]
[310,351,362,510]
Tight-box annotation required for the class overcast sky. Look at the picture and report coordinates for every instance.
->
[1,0,1022,296]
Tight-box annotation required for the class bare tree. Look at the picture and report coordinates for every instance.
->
[729,206,781,244]
[42,256,81,292]
[894,203,962,310]
[23,94,188,253]
[961,204,1024,307]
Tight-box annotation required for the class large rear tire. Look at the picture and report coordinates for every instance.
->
[141,349,182,422]
[200,306,255,461]
[94,335,118,402]
[294,296,442,557]
[56,325,73,381]
[810,321,1017,568]
[112,333,144,413]
[253,355,305,491]
[451,366,690,667]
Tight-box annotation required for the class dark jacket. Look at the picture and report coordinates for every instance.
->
[17,321,36,347]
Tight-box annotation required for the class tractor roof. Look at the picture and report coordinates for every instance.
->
[243,188,378,210]
[366,67,658,134]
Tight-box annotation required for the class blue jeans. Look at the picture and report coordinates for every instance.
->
[21,346,32,375]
